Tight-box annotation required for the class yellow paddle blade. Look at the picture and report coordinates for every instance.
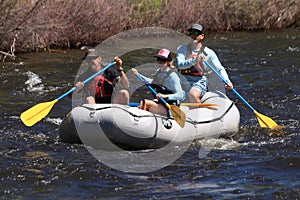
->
[20,99,58,127]
[253,110,285,130]
[169,105,186,128]
[181,103,218,107]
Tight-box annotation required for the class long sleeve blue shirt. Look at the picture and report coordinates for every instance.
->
[176,45,231,84]
[140,69,186,101]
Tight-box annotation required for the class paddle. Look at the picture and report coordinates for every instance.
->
[135,73,186,128]
[20,61,116,127]
[181,103,218,107]
[128,102,218,107]
[203,59,284,130]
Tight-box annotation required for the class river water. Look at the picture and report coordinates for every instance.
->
[0,29,299,199]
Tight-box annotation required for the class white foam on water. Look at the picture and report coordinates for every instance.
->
[9,115,62,126]
[24,71,45,93]
[287,46,299,52]
[195,138,241,150]
[9,116,20,120]
[47,86,61,92]
[45,117,62,125]
[242,136,288,147]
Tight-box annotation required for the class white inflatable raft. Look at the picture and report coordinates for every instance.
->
[59,91,240,150]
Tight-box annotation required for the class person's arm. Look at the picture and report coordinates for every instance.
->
[116,69,130,88]
[163,72,186,101]
[131,68,153,83]
[71,70,92,97]
[176,45,197,69]
[71,81,84,97]
[114,57,129,88]
[205,48,233,89]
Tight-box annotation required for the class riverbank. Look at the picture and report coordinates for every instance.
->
[1,0,299,57]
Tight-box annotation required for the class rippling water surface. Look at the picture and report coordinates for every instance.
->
[0,29,299,199]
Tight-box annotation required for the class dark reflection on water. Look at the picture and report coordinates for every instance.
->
[0,29,299,199]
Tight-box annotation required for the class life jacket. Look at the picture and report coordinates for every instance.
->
[152,69,174,85]
[150,70,179,106]
[150,84,179,104]
[180,45,206,77]
[87,75,114,99]
[151,69,174,94]
[150,83,174,95]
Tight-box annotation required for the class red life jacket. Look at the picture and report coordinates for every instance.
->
[87,75,114,98]
[180,45,206,77]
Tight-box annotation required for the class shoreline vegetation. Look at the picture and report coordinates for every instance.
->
[0,0,299,60]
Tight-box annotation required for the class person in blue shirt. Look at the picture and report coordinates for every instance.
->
[176,23,233,103]
[131,48,185,116]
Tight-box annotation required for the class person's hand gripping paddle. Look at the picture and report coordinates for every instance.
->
[135,73,186,128]
[20,62,115,127]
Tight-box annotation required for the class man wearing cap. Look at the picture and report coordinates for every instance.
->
[176,23,233,103]
[72,49,130,104]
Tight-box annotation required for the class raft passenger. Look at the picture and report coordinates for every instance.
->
[131,48,185,116]
[72,49,129,104]
[176,23,233,103]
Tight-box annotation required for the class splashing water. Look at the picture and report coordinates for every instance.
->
[24,71,45,93]
[45,117,63,125]
[195,138,241,150]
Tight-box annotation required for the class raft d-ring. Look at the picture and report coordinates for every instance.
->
[89,110,96,118]
[84,110,98,124]
[133,116,140,124]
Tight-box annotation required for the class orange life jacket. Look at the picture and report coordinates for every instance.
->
[87,75,114,98]
[180,45,206,77]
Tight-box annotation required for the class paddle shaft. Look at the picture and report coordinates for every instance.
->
[128,102,217,107]
[56,62,115,101]
[135,72,186,127]
[204,59,285,130]
[135,73,169,106]
[203,60,255,112]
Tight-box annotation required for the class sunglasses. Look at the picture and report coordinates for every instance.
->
[156,57,167,63]
[188,30,202,35]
